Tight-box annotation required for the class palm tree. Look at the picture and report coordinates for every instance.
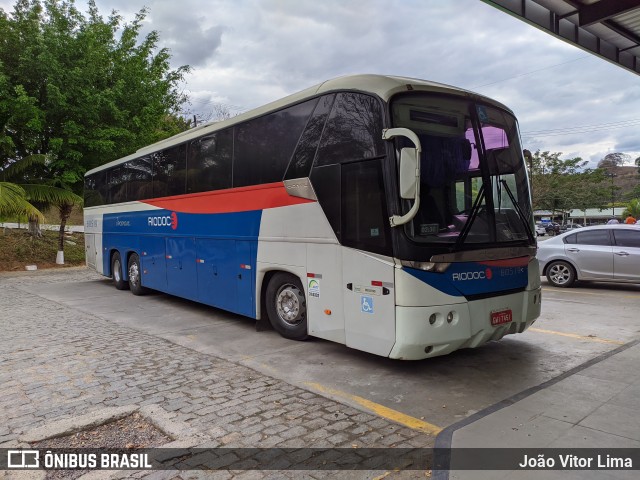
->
[0,181,44,222]
[1,154,82,263]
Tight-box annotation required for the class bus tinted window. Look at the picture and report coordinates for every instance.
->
[84,172,106,207]
[153,145,187,197]
[234,99,317,187]
[127,156,153,201]
[342,159,390,255]
[285,94,335,180]
[107,165,128,204]
[187,130,233,193]
[315,93,384,166]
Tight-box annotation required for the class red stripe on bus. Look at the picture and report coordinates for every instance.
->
[142,182,314,214]
[479,256,530,267]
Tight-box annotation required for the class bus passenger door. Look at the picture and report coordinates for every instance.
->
[342,249,395,356]
[339,159,396,357]
[166,237,197,300]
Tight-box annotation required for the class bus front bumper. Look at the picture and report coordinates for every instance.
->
[389,287,542,360]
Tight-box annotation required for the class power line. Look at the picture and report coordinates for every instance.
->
[522,118,640,138]
[469,55,591,89]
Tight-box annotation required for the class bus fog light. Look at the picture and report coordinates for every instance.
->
[429,314,437,325]
[447,312,454,323]
[424,346,433,354]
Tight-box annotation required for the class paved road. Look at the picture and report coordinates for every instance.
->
[0,268,431,479]
[1,267,638,477]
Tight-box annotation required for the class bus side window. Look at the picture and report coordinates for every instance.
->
[341,160,390,254]
[187,130,232,194]
[84,172,106,207]
[233,99,317,188]
[315,92,385,166]
[154,144,187,198]
[127,156,153,201]
[107,165,128,204]
[284,94,335,180]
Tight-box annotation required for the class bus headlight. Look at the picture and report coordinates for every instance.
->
[401,261,450,273]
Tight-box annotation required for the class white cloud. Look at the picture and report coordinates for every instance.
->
[1,0,639,165]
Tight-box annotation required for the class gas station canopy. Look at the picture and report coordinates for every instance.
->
[483,0,640,76]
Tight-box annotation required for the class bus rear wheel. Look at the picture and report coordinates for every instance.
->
[111,252,129,290]
[266,273,308,340]
[128,253,148,296]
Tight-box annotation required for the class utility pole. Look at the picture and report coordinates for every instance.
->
[606,172,616,217]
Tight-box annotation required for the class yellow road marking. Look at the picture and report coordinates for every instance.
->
[542,287,639,300]
[529,327,625,345]
[304,382,442,435]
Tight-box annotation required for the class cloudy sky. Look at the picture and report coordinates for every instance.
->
[2,0,639,167]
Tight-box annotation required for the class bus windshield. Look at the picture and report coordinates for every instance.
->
[391,94,534,248]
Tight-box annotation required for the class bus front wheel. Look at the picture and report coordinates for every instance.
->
[128,253,148,296]
[266,273,308,341]
[111,252,129,290]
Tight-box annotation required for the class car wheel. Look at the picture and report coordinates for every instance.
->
[128,253,148,296]
[111,252,129,290]
[265,272,308,340]
[546,261,576,288]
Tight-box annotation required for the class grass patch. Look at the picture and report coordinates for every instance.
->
[0,227,85,271]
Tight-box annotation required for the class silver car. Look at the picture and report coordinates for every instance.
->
[537,224,640,287]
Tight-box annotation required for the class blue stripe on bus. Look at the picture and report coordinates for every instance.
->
[102,209,262,318]
[404,261,529,297]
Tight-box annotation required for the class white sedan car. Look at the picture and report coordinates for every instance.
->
[537,224,640,287]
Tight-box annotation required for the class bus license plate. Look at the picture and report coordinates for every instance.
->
[491,309,512,326]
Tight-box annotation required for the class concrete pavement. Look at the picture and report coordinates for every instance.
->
[435,338,640,479]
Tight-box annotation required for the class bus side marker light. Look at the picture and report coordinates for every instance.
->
[324,309,332,315]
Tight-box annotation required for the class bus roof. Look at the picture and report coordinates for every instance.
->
[86,74,513,176]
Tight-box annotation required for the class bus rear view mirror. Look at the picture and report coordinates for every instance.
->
[399,147,418,199]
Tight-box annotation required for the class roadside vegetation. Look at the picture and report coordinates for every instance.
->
[0,0,190,265]
[0,227,85,271]
[529,151,640,220]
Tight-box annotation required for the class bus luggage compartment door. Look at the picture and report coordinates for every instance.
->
[196,239,255,318]
[166,237,197,301]
[140,236,167,291]
[343,248,395,357]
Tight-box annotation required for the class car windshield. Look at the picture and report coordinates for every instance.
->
[391,94,534,248]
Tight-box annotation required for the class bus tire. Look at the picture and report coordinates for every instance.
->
[266,272,308,341]
[128,253,148,296]
[111,252,129,290]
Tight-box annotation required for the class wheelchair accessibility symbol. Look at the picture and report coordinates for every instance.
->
[361,296,374,314]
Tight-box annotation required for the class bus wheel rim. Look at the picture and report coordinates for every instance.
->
[129,261,140,287]
[114,259,121,282]
[276,284,305,325]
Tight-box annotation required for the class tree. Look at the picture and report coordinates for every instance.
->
[0,0,190,235]
[529,150,610,221]
[597,152,631,170]
[623,199,640,220]
[636,156,640,174]
[1,154,81,264]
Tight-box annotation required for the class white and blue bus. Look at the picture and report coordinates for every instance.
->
[84,74,541,360]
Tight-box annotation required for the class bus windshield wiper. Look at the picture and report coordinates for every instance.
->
[455,183,485,249]
[500,179,535,243]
